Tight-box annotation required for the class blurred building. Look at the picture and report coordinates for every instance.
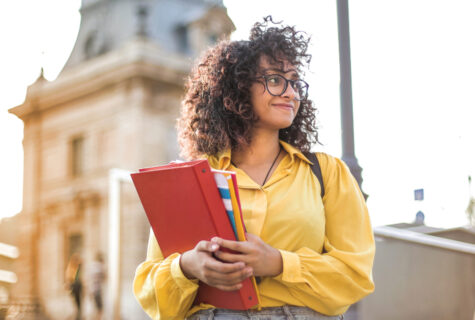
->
[8,0,234,319]
[0,243,19,319]
[0,217,19,318]
[356,224,475,320]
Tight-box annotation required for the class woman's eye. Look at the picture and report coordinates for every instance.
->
[267,76,283,86]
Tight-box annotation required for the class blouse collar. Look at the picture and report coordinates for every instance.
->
[207,140,313,170]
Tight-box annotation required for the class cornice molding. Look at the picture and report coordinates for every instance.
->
[9,39,191,120]
[41,188,103,217]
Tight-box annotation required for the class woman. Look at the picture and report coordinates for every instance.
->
[134,17,375,319]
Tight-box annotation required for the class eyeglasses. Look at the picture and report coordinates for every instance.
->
[257,74,309,101]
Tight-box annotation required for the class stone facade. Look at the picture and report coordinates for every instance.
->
[9,1,234,319]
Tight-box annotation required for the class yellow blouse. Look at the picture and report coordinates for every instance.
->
[133,141,375,319]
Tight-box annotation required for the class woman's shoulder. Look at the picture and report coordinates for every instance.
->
[314,152,343,169]
[313,152,353,181]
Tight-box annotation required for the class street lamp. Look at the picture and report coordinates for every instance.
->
[336,0,367,200]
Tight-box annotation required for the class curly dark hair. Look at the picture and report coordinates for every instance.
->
[177,16,319,160]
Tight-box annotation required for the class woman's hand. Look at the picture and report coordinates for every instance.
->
[212,233,283,277]
[179,240,253,291]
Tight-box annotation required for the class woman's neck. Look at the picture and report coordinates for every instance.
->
[232,129,281,167]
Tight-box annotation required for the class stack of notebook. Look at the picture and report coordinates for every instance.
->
[131,159,260,310]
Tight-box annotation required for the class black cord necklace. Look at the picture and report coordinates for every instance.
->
[262,147,282,185]
[231,146,282,186]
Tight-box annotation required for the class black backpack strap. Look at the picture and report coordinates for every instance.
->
[303,152,325,199]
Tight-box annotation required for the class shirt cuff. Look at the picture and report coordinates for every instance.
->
[170,254,199,291]
[275,249,304,283]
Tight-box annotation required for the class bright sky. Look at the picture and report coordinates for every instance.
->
[1,0,474,228]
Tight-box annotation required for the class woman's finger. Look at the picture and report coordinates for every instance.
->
[195,240,220,253]
[202,265,253,286]
[214,283,243,292]
[211,237,250,253]
[203,256,246,274]
[214,250,249,264]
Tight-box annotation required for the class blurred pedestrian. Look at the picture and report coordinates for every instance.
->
[65,253,82,320]
[88,252,106,320]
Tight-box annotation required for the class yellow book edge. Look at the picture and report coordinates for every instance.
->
[225,174,262,309]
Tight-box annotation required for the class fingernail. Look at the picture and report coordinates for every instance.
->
[211,244,219,250]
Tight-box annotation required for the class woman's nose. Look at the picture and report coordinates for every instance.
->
[282,82,298,100]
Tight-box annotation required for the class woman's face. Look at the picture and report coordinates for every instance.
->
[250,56,301,131]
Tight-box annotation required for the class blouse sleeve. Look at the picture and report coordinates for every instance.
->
[133,230,200,320]
[273,153,375,315]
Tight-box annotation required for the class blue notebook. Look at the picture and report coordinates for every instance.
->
[213,171,238,239]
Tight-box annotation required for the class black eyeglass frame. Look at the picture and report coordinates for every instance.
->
[256,74,309,101]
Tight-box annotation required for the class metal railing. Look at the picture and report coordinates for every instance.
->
[373,226,475,255]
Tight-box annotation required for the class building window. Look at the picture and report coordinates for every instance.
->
[68,233,83,258]
[208,34,218,45]
[84,30,105,59]
[71,136,85,177]
[176,25,189,54]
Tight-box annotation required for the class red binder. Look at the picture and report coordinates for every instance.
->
[131,160,259,310]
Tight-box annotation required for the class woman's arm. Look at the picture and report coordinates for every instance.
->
[213,153,375,315]
[134,231,252,320]
[133,232,199,320]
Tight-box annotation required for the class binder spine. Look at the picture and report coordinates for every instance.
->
[193,162,235,241]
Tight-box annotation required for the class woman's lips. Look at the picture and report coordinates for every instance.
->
[272,103,294,110]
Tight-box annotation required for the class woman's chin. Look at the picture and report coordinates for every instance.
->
[262,122,294,131]
[277,118,295,129]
